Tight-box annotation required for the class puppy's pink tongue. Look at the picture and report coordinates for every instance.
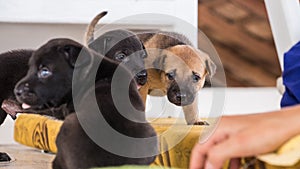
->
[137,85,142,90]
[22,103,31,109]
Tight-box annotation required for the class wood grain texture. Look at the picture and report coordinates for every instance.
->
[198,0,281,87]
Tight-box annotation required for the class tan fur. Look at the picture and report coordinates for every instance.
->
[84,11,107,46]
[138,33,215,125]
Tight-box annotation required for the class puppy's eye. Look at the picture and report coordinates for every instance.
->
[115,53,127,61]
[38,67,52,79]
[192,74,201,83]
[166,71,175,80]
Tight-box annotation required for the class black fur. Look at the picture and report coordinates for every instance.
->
[14,39,80,116]
[0,50,32,125]
[0,152,11,162]
[13,38,157,169]
[89,29,148,86]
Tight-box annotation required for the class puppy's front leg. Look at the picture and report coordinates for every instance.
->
[138,84,149,106]
[52,158,62,169]
[182,96,209,125]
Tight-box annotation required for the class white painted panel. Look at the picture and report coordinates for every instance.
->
[264,0,300,70]
[0,118,16,145]
[0,0,175,24]
[0,23,87,53]
[0,0,198,45]
[146,87,281,119]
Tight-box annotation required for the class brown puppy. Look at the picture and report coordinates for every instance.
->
[137,32,216,125]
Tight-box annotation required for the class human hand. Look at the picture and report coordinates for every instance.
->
[189,108,300,169]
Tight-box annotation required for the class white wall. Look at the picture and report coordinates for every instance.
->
[0,23,87,53]
[0,0,198,46]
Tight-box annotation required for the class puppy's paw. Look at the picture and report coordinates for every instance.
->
[192,121,209,126]
[0,152,11,162]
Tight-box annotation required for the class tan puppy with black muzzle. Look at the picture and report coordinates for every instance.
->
[137,32,216,125]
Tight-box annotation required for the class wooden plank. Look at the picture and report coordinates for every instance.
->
[215,44,276,86]
[198,4,280,75]
[233,0,268,19]
[225,73,249,87]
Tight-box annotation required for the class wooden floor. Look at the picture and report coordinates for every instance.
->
[0,144,54,169]
[198,0,282,87]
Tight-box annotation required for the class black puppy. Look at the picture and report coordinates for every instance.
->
[85,12,148,88]
[0,49,71,122]
[0,50,32,163]
[88,29,148,88]
[14,40,79,119]
[14,38,157,169]
[0,50,33,125]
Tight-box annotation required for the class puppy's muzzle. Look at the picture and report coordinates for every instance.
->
[167,84,195,106]
[172,90,192,106]
[135,69,147,86]
[176,93,187,102]
[14,83,37,105]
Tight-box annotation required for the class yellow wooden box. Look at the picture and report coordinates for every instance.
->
[14,114,300,169]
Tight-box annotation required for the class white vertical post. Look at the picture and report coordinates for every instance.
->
[264,0,300,71]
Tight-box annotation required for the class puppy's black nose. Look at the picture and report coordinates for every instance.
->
[15,83,29,96]
[136,70,147,79]
[136,70,147,85]
[176,93,187,102]
[15,89,22,97]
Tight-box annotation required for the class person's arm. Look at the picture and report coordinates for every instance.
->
[189,105,300,169]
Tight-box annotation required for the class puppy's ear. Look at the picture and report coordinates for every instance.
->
[62,45,90,68]
[195,48,216,78]
[205,58,216,78]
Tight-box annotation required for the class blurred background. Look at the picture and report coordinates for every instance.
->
[198,0,281,87]
[0,0,284,87]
